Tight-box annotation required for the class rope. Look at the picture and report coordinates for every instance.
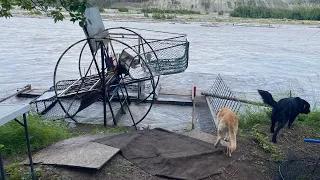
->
[278,158,319,180]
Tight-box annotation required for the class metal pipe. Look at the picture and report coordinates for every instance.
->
[0,150,5,180]
[201,91,266,106]
[23,113,35,180]
[101,43,108,126]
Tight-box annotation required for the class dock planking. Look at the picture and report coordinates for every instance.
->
[17,89,46,98]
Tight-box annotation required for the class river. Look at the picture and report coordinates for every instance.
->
[1,17,320,105]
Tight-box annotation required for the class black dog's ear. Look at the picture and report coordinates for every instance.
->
[296,97,304,107]
[296,98,304,106]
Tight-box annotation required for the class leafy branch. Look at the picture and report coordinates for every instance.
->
[0,0,89,26]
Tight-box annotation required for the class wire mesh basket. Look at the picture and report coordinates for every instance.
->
[138,36,189,76]
[107,27,189,76]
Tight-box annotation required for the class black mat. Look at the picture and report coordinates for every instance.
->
[94,128,243,180]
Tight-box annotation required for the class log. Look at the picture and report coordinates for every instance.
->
[0,85,32,103]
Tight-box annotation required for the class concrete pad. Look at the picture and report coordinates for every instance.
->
[29,134,120,169]
[118,104,192,132]
[182,130,229,147]
[205,96,219,126]
[159,88,191,96]
[157,94,192,104]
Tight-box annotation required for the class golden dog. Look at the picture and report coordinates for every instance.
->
[214,107,238,157]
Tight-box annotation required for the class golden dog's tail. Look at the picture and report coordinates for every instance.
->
[229,129,237,153]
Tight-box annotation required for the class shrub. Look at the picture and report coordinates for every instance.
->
[141,8,200,14]
[99,7,105,13]
[152,13,176,20]
[218,10,224,15]
[166,14,176,19]
[28,10,41,15]
[118,7,129,12]
[152,13,165,19]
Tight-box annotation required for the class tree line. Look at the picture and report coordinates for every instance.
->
[230,5,320,21]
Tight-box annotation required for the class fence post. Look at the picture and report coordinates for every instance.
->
[289,90,292,98]
[192,86,196,129]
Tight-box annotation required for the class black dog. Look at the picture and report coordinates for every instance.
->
[257,90,310,143]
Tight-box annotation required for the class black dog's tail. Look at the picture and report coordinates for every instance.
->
[258,90,277,107]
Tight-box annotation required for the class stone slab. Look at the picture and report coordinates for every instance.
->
[29,134,119,169]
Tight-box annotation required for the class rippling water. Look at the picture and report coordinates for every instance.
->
[1,17,320,104]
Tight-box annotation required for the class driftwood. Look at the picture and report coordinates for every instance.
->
[201,91,268,107]
[0,84,31,103]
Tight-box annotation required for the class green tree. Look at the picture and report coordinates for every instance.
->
[0,0,88,26]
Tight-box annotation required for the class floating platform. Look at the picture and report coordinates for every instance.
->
[17,86,196,106]
[4,84,217,133]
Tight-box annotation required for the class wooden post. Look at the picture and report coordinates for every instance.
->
[191,86,196,129]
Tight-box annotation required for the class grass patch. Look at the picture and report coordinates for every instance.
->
[0,114,73,179]
[239,107,282,160]
[230,5,320,21]
[152,13,177,20]
[4,162,43,179]
[118,7,129,13]
[239,106,270,130]
[239,103,320,161]
[0,114,72,158]
[239,105,320,135]
[141,8,200,14]
[0,115,132,179]
[251,124,283,161]
[296,109,320,138]
[0,114,133,179]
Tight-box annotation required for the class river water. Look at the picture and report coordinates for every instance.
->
[1,17,320,105]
